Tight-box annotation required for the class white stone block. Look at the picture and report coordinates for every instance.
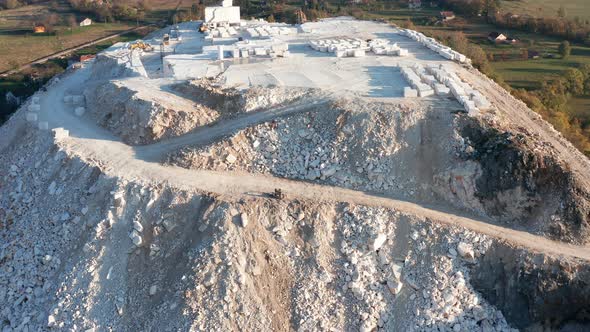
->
[32,96,40,104]
[434,84,450,95]
[464,101,479,115]
[473,96,491,109]
[72,95,84,104]
[38,121,49,130]
[417,84,434,97]
[398,49,409,56]
[63,95,73,103]
[403,87,418,98]
[28,104,40,112]
[26,112,38,122]
[75,107,86,116]
[52,128,69,139]
[353,49,365,57]
[205,6,240,25]
[240,49,249,58]
[254,48,266,56]
[218,45,224,60]
[372,47,385,55]
[247,28,259,37]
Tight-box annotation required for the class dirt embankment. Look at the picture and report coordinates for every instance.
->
[471,243,590,330]
[83,80,219,145]
[167,99,461,202]
[2,95,589,332]
[82,78,317,146]
[170,79,316,115]
[456,118,590,245]
[166,96,590,244]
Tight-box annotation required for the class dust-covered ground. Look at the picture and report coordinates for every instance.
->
[2,17,590,332]
[3,126,589,332]
[167,94,590,245]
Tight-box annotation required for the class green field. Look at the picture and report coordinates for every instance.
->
[568,96,590,124]
[501,0,590,20]
[0,1,137,72]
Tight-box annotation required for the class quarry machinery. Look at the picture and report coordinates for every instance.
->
[270,189,284,200]
[129,41,154,52]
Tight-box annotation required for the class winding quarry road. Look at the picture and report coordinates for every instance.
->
[32,65,590,261]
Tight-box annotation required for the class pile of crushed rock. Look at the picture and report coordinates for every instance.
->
[167,99,462,202]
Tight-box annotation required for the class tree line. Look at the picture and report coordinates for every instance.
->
[512,66,590,155]
[0,0,45,10]
[67,0,151,23]
[490,12,590,45]
[438,0,590,45]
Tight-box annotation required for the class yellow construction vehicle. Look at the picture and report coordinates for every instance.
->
[129,41,154,52]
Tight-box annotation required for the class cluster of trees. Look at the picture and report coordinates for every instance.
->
[437,0,501,18]
[0,0,45,10]
[490,12,590,44]
[437,0,590,45]
[512,66,590,155]
[171,2,206,24]
[33,11,82,33]
[67,0,150,23]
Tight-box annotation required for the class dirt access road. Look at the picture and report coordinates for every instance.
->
[27,65,590,262]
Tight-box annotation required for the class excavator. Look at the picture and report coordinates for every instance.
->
[129,41,154,52]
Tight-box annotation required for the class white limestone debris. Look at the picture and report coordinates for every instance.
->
[130,230,143,246]
[74,106,86,117]
[26,112,38,122]
[149,285,158,296]
[457,242,475,261]
[38,121,49,130]
[240,213,249,227]
[52,128,69,140]
[372,233,387,251]
[0,14,576,332]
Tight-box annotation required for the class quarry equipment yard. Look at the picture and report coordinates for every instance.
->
[1,7,590,332]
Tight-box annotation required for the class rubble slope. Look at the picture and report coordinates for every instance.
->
[3,126,588,331]
[167,96,590,244]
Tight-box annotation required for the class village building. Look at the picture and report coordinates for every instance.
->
[79,18,92,27]
[488,32,507,42]
[440,11,455,21]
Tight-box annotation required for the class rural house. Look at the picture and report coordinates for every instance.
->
[440,11,455,21]
[33,23,46,33]
[79,18,92,27]
[488,32,518,44]
[488,32,507,42]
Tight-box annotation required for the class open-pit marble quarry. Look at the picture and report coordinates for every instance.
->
[2,10,590,332]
